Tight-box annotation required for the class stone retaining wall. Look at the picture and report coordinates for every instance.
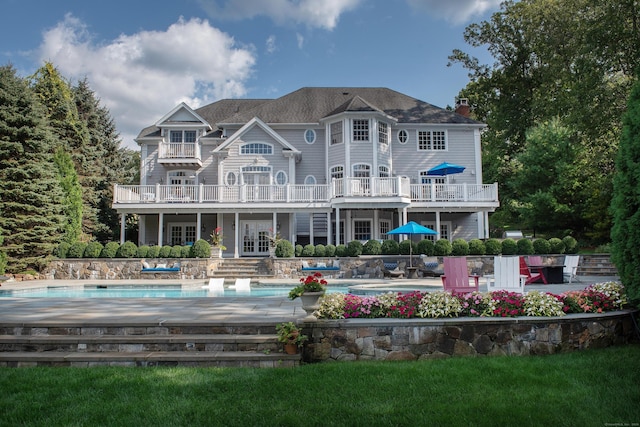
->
[301,310,637,362]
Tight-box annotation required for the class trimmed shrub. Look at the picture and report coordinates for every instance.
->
[169,246,182,258]
[324,244,336,257]
[314,244,326,257]
[67,242,88,258]
[335,244,347,257]
[501,238,517,255]
[55,242,71,258]
[347,240,363,257]
[180,246,191,258]
[468,239,485,255]
[362,239,382,255]
[295,244,303,257]
[562,236,578,254]
[517,238,534,255]
[381,239,399,255]
[147,245,161,258]
[548,237,565,254]
[189,239,211,258]
[451,239,469,256]
[484,238,502,255]
[117,241,138,258]
[398,240,414,255]
[275,240,294,258]
[433,239,452,256]
[100,242,120,258]
[302,244,315,256]
[159,245,172,258]
[137,245,150,258]
[417,239,435,256]
[83,242,104,258]
[533,238,551,254]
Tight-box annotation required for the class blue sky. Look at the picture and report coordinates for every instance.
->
[1,0,501,148]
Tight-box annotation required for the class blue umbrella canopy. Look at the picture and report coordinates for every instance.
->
[427,162,466,176]
[387,221,437,236]
[387,221,437,268]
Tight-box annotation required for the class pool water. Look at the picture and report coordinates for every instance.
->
[0,285,349,298]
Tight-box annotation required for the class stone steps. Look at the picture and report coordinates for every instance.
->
[577,254,618,276]
[209,258,274,278]
[0,326,300,368]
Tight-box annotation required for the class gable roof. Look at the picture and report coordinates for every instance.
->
[213,117,300,154]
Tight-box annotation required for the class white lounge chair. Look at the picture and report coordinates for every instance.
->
[202,278,225,295]
[563,255,581,283]
[487,256,526,294]
[232,278,251,294]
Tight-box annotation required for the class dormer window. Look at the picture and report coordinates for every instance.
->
[170,130,196,143]
[240,143,273,155]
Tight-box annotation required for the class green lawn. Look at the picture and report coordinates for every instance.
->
[2,345,639,426]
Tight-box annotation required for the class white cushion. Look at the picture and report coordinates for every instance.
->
[316,262,327,268]
[142,261,150,269]
[155,263,166,269]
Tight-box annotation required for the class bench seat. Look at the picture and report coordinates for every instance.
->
[141,267,180,273]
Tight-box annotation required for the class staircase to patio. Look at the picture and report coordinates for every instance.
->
[0,322,300,368]
[209,258,274,279]
[577,254,619,277]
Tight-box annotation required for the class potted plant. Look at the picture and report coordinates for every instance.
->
[288,272,328,320]
[275,322,308,354]
[209,227,226,257]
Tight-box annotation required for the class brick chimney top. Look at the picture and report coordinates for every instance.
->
[455,98,470,117]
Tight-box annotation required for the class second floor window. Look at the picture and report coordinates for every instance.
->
[330,122,343,145]
[331,165,344,180]
[420,171,445,184]
[418,130,447,150]
[379,166,390,177]
[240,143,273,155]
[353,119,369,142]
[378,122,389,145]
[170,130,196,143]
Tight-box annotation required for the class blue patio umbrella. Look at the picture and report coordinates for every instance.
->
[427,162,466,176]
[387,221,437,267]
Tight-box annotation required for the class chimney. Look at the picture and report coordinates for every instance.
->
[455,98,470,118]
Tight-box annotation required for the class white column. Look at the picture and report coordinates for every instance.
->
[120,213,126,243]
[308,213,314,246]
[435,211,441,240]
[158,213,164,246]
[197,212,202,241]
[234,212,239,258]
[335,208,340,246]
[373,210,379,240]
[327,212,332,246]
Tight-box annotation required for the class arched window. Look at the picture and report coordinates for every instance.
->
[240,142,273,155]
[353,163,371,178]
[379,166,390,177]
[304,175,317,185]
[330,165,344,180]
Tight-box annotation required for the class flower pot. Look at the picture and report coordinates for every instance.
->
[210,246,222,258]
[300,291,325,320]
[283,342,298,355]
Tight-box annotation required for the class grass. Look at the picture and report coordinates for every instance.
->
[1,345,639,426]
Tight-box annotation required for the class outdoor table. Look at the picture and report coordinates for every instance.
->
[406,267,419,279]
[529,265,565,283]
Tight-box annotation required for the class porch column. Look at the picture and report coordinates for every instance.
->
[196,212,203,241]
[327,212,332,246]
[120,213,126,244]
[373,210,379,240]
[272,212,278,236]
[234,212,239,258]
[335,208,340,246]
[308,213,314,246]
[435,211,441,240]
[158,213,164,246]
[345,210,351,243]
[402,207,408,224]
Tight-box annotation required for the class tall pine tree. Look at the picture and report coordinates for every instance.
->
[611,75,640,305]
[0,65,65,271]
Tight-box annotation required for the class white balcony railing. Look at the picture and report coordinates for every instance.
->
[114,181,498,205]
[159,142,201,160]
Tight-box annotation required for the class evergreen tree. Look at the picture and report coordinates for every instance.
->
[53,148,83,243]
[0,65,65,271]
[611,76,640,305]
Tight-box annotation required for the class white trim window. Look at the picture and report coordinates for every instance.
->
[226,171,237,185]
[353,219,372,241]
[379,219,391,240]
[378,121,389,145]
[304,129,316,144]
[353,163,371,178]
[418,130,447,150]
[330,165,344,180]
[352,119,369,142]
[419,171,445,184]
[275,170,288,185]
[169,130,196,143]
[304,175,317,185]
[379,166,390,177]
[330,122,343,145]
[240,142,273,155]
[397,129,408,144]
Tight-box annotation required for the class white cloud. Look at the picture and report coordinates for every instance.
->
[198,0,362,30]
[296,33,305,49]
[406,0,502,25]
[37,14,256,148]
[266,35,277,54]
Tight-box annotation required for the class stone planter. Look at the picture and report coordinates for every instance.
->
[210,246,222,258]
[300,291,325,321]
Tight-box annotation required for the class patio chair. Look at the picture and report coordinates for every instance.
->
[382,262,404,278]
[231,278,251,294]
[486,256,526,294]
[419,255,443,277]
[441,257,479,293]
[563,255,581,283]
[519,257,547,285]
[202,278,225,295]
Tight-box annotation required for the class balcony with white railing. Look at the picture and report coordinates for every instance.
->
[113,181,498,208]
[158,142,202,166]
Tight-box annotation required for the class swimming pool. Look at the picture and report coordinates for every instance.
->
[0,285,350,298]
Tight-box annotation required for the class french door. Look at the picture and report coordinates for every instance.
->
[240,221,272,256]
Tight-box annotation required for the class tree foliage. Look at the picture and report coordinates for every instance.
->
[0,65,65,271]
[611,76,640,304]
[449,0,640,243]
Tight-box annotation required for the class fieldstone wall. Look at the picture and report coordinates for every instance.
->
[42,259,216,280]
[301,310,637,362]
